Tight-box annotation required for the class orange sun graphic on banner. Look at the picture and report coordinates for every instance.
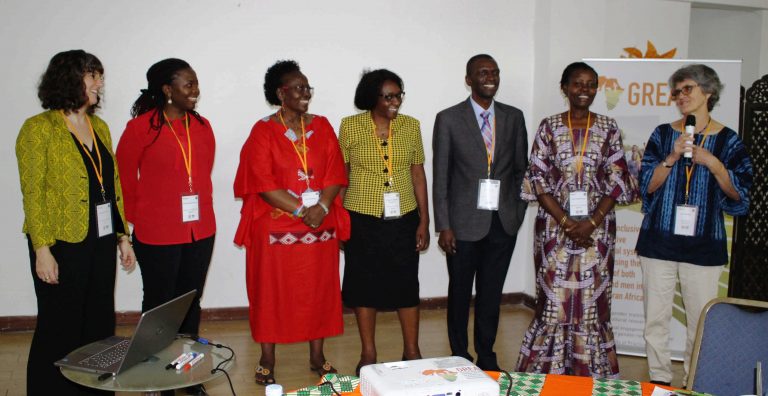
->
[621,41,676,59]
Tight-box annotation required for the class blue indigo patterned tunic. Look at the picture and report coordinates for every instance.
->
[635,124,752,266]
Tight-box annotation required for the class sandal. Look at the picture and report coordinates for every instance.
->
[309,360,338,377]
[254,365,275,385]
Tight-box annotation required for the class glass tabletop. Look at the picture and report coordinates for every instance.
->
[60,338,235,392]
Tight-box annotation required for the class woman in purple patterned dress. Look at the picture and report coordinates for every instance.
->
[515,62,637,378]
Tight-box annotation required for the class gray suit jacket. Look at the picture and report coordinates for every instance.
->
[432,98,528,241]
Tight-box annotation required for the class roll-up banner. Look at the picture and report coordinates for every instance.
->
[583,58,741,358]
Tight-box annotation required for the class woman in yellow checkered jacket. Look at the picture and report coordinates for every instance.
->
[338,69,430,375]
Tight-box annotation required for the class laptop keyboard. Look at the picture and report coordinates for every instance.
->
[79,339,131,369]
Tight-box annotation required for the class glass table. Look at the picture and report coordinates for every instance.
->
[60,338,235,396]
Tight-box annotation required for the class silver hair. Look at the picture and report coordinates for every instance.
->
[669,64,724,112]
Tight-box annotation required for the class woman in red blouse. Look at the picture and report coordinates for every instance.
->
[116,58,215,347]
[234,60,349,385]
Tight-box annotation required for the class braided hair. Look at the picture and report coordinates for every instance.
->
[130,58,203,131]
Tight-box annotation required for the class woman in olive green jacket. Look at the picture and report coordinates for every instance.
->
[16,50,135,396]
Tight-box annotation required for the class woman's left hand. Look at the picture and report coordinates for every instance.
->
[302,205,327,229]
[692,145,720,170]
[118,238,136,271]
[415,222,430,251]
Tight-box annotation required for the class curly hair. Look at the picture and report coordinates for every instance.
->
[354,69,404,111]
[559,61,598,90]
[38,49,103,114]
[130,58,202,131]
[669,64,723,112]
[263,60,301,106]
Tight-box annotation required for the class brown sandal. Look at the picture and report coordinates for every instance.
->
[254,365,275,385]
[309,360,337,377]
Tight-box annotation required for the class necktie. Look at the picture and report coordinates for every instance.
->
[481,111,493,160]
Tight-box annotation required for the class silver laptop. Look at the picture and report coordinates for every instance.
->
[55,290,196,376]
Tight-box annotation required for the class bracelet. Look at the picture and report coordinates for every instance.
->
[292,204,305,218]
[318,202,330,215]
[118,235,132,246]
[597,208,606,218]
[559,214,568,227]
[589,217,599,228]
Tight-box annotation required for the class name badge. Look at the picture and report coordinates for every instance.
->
[96,201,113,237]
[181,194,200,223]
[383,192,401,219]
[301,189,320,207]
[477,179,500,210]
[569,190,589,217]
[674,205,698,236]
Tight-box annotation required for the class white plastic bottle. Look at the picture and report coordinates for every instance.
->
[265,383,284,396]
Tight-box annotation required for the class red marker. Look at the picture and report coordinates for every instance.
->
[183,353,205,371]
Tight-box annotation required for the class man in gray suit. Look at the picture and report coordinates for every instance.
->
[432,54,528,371]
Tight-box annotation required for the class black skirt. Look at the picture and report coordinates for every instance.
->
[342,210,421,309]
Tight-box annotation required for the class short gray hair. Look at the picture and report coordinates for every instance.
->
[669,64,724,112]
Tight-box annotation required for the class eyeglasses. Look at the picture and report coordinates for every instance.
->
[282,85,314,95]
[379,92,405,102]
[670,84,699,99]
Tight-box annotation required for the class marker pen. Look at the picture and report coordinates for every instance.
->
[166,352,190,370]
[183,353,205,371]
[175,352,198,370]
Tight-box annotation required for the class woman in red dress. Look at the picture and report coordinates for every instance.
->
[234,60,349,385]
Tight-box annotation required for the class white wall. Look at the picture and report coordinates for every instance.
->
[690,6,766,87]
[0,0,536,316]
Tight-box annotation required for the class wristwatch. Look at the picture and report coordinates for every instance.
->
[661,160,674,168]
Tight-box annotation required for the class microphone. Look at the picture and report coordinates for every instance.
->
[683,115,695,165]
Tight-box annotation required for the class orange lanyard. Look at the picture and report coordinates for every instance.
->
[278,111,310,189]
[567,111,591,188]
[683,119,712,204]
[163,111,193,192]
[61,111,105,199]
[372,116,394,188]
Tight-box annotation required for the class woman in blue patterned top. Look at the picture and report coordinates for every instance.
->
[636,64,753,387]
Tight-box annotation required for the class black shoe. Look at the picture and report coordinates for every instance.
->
[185,384,208,396]
[650,380,671,386]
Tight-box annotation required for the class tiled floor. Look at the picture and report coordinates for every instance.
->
[0,305,682,395]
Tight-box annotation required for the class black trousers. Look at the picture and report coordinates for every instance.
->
[26,236,116,396]
[446,213,516,370]
[134,235,215,336]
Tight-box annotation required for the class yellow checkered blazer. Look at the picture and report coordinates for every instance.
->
[338,111,425,217]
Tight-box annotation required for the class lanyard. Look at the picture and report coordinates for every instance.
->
[567,111,591,188]
[372,116,394,188]
[61,111,105,199]
[683,118,712,204]
[278,111,310,189]
[163,111,193,192]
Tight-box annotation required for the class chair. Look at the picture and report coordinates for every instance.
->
[687,297,768,395]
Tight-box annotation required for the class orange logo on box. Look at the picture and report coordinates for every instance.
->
[422,369,458,382]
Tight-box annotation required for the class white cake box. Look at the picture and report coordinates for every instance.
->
[359,356,500,396]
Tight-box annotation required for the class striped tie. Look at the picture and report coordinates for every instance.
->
[480,111,493,160]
